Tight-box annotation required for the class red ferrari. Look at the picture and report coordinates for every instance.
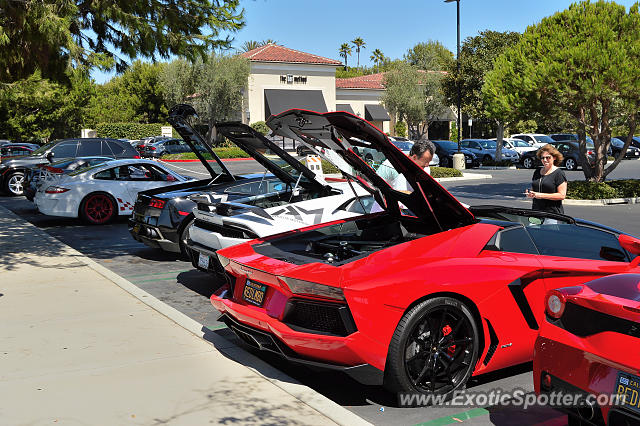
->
[534,272,640,425]
[210,110,640,398]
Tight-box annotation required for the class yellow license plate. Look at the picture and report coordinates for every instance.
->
[615,372,640,415]
[242,280,267,307]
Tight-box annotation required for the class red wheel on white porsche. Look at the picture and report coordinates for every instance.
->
[80,193,116,225]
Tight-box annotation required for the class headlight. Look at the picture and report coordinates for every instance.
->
[279,276,345,301]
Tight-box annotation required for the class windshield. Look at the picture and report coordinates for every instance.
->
[391,141,414,151]
[513,140,530,147]
[533,135,555,143]
[31,141,57,155]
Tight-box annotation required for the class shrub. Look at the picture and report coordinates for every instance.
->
[250,121,270,136]
[431,167,463,178]
[160,146,248,160]
[96,122,175,139]
[566,181,619,199]
[607,180,640,197]
[394,121,407,138]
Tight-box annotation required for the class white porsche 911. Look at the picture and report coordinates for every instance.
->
[34,159,193,224]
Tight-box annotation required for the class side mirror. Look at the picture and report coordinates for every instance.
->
[46,151,54,162]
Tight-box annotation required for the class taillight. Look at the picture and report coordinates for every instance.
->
[587,150,594,155]
[45,186,70,194]
[177,211,190,216]
[44,166,63,173]
[133,155,140,159]
[150,146,156,150]
[149,198,165,209]
[545,286,583,319]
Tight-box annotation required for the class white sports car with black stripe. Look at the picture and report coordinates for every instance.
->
[34,159,193,224]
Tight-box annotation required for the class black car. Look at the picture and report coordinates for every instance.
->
[520,140,595,170]
[142,138,207,158]
[130,105,292,256]
[609,137,640,159]
[0,143,39,159]
[23,156,113,201]
[0,138,139,196]
[432,140,480,168]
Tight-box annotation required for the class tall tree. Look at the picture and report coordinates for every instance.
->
[483,1,640,181]
[381,63,450,140]
[240,41,262,52]
[405,41,454,71]
[160,53,250,143]
[351,37,366,68]
[0,0,245,84]
[442,30,521,160]
[339,43,352,70]
[370,49,385,72]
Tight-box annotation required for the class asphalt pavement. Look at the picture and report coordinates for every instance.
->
[3,158,640,425]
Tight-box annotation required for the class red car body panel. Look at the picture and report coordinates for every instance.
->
[534,274,640,424]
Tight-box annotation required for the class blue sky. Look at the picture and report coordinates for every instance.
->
[92,0,638,83]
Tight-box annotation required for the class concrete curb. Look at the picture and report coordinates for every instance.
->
[564,197,640,206]
[2,206,372,426]
[436,172,493,182]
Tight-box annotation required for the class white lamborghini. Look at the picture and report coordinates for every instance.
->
[34,159,193,224]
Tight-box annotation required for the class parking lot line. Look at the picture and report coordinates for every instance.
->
[412,408,489,426]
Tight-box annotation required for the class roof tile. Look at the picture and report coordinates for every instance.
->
[241,44,342,66]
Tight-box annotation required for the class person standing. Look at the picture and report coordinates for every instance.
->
[526,144,567,214]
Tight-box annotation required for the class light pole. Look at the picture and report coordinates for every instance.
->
[445,0,465,170]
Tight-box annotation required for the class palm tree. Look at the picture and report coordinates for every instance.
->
[240,40,261,52]
[261,39,278,46]
[351,37,366,68]
[370,48,385,72]
[339,43,352,70]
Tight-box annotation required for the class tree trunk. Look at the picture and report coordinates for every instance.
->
[603,112,637,181]
[577,106,595,181]
[495,120,504,162]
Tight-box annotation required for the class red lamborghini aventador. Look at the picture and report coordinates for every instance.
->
[534,272,640,425]
[210,109,640,398]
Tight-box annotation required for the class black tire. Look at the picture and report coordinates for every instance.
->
[79,192,117,225]
[178,214,195,259]
[4,171,25,196]
[565,157,577,171]
[482,155,492,166]
[522,157,535,169]
[384,297,479,402]
[440,156,451,168]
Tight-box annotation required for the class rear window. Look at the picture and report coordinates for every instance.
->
[77,141,103,156]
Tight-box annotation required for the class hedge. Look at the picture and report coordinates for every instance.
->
[567,179,640,199]
[96,122,177,139]
[431,167,463,178]
[161,147,248,160]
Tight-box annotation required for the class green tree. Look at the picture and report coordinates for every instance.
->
[405,41,454,71]
[250,121,269,135]
[483,1,640,181]
[370,49,385,72]
[240,41,261,52]
[394,121,407,138]
[443,30,521,160]
[0,70,94,141]
[381,63,451,140]
[0,0,244,84]
[160,53,250,143]
[339,43,352,70]
[351,37,366,68]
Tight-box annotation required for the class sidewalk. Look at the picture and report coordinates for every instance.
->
[0,205,371,426]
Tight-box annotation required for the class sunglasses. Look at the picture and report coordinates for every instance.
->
[541,156,553,160]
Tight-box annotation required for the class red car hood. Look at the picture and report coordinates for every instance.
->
[266,109,475,231]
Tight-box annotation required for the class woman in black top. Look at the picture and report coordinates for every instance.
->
[526,144,567,214]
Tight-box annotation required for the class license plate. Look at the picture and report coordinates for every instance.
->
[242,280,267,307]
[466,159,471,163]
[615,372,640,414]
[198,253,209,269]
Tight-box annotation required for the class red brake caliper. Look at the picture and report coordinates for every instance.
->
[442,325,456,356]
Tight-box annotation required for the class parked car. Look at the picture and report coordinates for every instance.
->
[23,156,113,201]
[610,137,640,159]
[34,159,193,225]
[520,140,596,170]
[460,139,519,164]
[491,138,537,159]
[534,271,640,425]
[209,108,640,400]
[512,133,555,148]
[0,138,139,196]
[614,135,640,150]
[0,143,39,159]
[388,139,439,167]
[141,138,202,158]
[432,140,480,168]
[186,121,371,277]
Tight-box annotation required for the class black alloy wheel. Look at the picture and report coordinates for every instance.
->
[440,156,451,168]
[482,155,493,166]
[384,297,479,402]
[178,214,195,258]
[4,171,25,196]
